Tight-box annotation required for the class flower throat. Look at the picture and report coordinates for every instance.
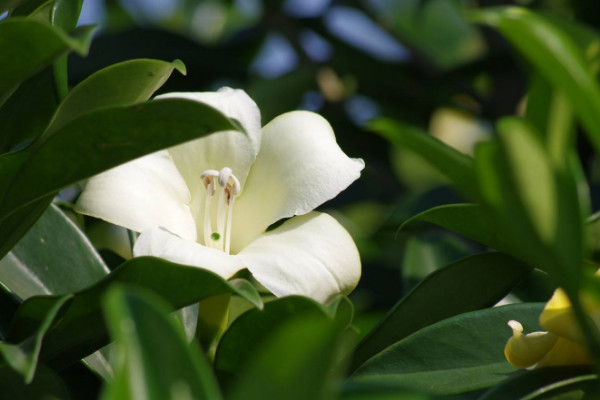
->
[201,167,240,254]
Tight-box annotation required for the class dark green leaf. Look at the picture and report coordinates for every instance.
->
[0,195,52,262]
[0,364,71,399]
[0,295,71,383]
[0,19,95,103]
[352,303,544,395]
[371,118,477,199]
[469,7,600,155]
[0,204,109,300]
[0,68,59,153]
[349,252,531,372]
[0,98,241,221]
[228,315,344,400]
[8,257,262,370]
[479,366,596,400]
[102,286,222,400]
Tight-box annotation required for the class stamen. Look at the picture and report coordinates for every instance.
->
[201,170,219,248]
[200,167,240,253]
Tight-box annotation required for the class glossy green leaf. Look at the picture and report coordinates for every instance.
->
[51,0,84,31]
[371,118,477,199]
[469,7,600,154]
[0,364,71,399]
[479,366,595,400]
[349,252,531,372]
[0,204,109,300]
[216,296,344,376]
[228,316,344,400]
[0,19,95,103]
[0,98,241,221]
[0,295,71,383]
[102,286,222,400]
[45,58,187,137]
[8,257,262,370]
[352,303,544,395]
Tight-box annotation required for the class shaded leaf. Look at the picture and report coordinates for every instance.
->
[0,295,71,383]
[352,303,544,395]
[349,252,531,372]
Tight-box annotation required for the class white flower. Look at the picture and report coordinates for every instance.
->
[75,87,364,303]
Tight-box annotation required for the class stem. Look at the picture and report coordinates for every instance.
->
[195,293,231,360]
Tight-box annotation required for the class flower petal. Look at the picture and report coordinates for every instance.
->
[75,151,196,241]
[504,320,558,368]
[133,226,246,279]
[237,212,361,303]
[537,337,592,367]
[539,288,582,343]
[231,111,364,252]
[156,88,262,244]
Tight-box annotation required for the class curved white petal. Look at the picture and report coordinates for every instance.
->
[238,212,361,303]
[156,88,262,243]
[231,111,364,252]
[133,226,246,279]
[75,151,196,241]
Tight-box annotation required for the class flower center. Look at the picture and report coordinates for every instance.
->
[200,167,240,254]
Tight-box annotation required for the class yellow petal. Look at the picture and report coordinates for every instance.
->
[537,336,592,367]
[504,320,558,369]
[539,288,582,343]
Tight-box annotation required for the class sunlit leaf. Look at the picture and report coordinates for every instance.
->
[102,286,222,400]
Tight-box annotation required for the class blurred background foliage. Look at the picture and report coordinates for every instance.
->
[58,0,600,329]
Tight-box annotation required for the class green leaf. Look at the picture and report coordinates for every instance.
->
[475,118,584,291]
[469,7,600,155]
[51,0,84,31]
[0,0,24,13]
[228,315,344,400]
[370,118,477,199]
[0,195,53,262]
[349,252,531,372]
[0,68,59,152]
[401,204,520,259]
[216,296,342,376]
[352,303,544,395]
[0,19,95,104]
[0,295,71,383]
[0,98,240,222]
[0,204,109,300]
[45,58,187,137]
[102,286,222,400]
[479,366,596,400]
[8,257,262,370]
[0,364,71,399]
